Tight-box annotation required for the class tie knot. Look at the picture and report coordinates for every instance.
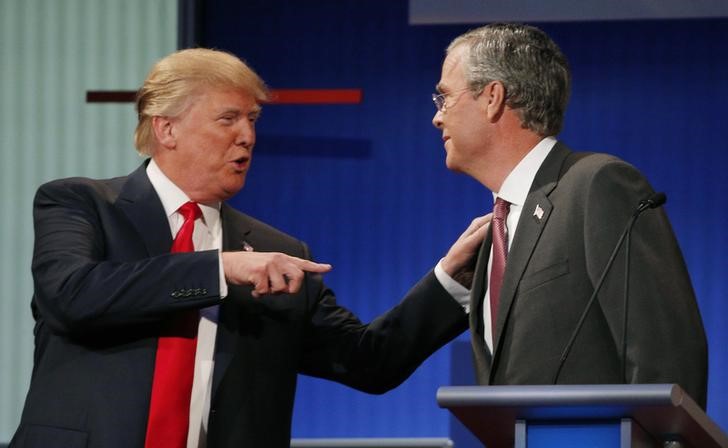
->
[178,201,201,222]
[494,197,510,220]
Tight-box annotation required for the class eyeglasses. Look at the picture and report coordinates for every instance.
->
[432,88,471,112]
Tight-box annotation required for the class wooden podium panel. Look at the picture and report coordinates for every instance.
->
[437,384,728,448]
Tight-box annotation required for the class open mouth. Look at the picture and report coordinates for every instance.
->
[230,157,249,171]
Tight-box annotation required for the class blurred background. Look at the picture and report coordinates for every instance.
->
[2,0,726,444]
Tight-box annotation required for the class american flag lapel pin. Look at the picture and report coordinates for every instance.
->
[242,241,254,252]
[533,204,544,221]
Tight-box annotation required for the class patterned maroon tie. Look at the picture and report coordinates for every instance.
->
[489,197,510,341]
[145,201,201,448]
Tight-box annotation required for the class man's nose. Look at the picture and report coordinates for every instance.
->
[236,122,255,148]
[432,109,444,129]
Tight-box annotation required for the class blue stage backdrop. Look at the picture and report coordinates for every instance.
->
[202,0,728,438]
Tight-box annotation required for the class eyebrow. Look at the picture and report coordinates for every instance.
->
[248,107,262,118]
[435,83,446,94]
[216,105,261,117]
[216,107,241,116]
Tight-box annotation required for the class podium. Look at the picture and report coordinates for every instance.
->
[437,384,728,448]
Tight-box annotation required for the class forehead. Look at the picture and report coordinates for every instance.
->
[190,86,260,112]
[438,44,469,92]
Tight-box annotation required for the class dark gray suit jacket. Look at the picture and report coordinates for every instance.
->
[11,162,468,448]
[469,142,708,408]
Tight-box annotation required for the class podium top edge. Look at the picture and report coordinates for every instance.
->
[436,384,681,407]
[437,384,728,447]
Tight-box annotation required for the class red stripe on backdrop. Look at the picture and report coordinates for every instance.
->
[267,89,362,104]
[86,89,363,105]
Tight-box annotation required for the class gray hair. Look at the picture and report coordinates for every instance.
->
[447,23,571,136]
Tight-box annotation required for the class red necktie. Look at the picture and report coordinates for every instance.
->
[145,201,202,448]
[489,197,510,341]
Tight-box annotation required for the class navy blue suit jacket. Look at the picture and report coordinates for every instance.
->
[11,162,468,447]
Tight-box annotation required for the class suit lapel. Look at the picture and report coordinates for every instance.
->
[469,231,493,383]
[489,143,571,381]
[220,203,253,252]
[491,193,553,351]
[115,162,172,257]
[211,203,253,398]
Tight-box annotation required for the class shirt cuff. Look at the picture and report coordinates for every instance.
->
[218,251,228,299]
[434,259,470,313]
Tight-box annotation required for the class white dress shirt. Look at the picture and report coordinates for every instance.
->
[146,159,227,448]
[435,137,557,352]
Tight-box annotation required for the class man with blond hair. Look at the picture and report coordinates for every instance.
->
[11,49,487,447]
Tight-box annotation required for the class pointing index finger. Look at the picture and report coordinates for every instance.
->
[295,258,332,273]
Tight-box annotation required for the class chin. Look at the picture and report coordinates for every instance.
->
[445,155,461,172]
[223,180,246,198]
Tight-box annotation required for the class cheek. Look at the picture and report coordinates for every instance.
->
[452,122,481,150]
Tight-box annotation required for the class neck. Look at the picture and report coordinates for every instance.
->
[472,128,544,193]
[152,154,221,204]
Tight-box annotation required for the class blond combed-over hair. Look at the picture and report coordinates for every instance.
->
[134,48,269,156]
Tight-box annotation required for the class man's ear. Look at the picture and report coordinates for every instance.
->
[482,80,507,122]
[151,116,177,149]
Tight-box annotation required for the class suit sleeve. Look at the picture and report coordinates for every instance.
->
[298,268,468,394]
[31,181,221,335]
[584,160,708,406]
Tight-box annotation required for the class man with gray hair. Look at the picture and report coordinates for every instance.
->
[432,23,708,406]
[11,48,487,448]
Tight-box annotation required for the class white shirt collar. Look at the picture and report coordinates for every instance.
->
[146,158,221,227]
[494,136,557,206]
